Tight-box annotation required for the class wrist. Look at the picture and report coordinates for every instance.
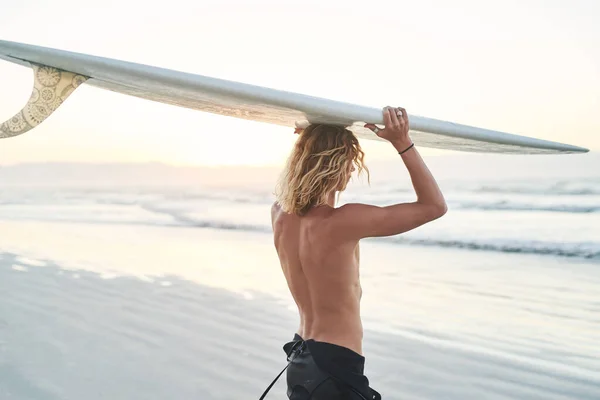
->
[392,140,413,153]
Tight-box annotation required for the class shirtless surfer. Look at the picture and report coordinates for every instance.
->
[261,106,447,399]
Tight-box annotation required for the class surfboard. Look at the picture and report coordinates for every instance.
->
[0,40,589,154]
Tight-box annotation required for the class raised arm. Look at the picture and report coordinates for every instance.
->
[337,106,447,239]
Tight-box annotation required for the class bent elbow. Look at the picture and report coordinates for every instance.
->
[439,202,448,216]
[430,202,448,220]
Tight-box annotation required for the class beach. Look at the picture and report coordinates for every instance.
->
[1,156,599,399]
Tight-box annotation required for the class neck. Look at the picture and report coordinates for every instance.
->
[326,191,337,207]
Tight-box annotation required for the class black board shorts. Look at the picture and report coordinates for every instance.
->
[260,334,381,400]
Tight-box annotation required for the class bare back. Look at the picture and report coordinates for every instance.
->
[270,107,447,358]
[271,203,364,355]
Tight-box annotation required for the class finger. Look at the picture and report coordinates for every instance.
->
[394,107,404,126]
[364,123,382,135]
[395,107,404,122]
[382,107,392,129]
[388,106,400,127]
[398,107,408,125]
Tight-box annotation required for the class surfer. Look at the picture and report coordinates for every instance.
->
[261,107,447,399]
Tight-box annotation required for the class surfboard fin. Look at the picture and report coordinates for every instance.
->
[0,63,88,139]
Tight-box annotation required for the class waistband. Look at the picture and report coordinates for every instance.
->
[284,334,380,400]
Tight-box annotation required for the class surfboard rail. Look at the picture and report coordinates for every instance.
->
[0,40,589,154]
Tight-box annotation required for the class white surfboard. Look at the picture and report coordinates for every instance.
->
[0,40,589,154]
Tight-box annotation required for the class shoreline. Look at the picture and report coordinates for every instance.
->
[2,253,599,399]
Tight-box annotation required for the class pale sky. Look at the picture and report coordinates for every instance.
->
[0,0,598,166]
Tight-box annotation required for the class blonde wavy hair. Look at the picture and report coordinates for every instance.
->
[275,124,369,216]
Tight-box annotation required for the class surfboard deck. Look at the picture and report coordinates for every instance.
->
[0,40,589,154]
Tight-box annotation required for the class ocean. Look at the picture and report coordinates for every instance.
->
[1,153,599,399]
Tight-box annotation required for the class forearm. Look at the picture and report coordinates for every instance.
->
[393,142,446,208]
